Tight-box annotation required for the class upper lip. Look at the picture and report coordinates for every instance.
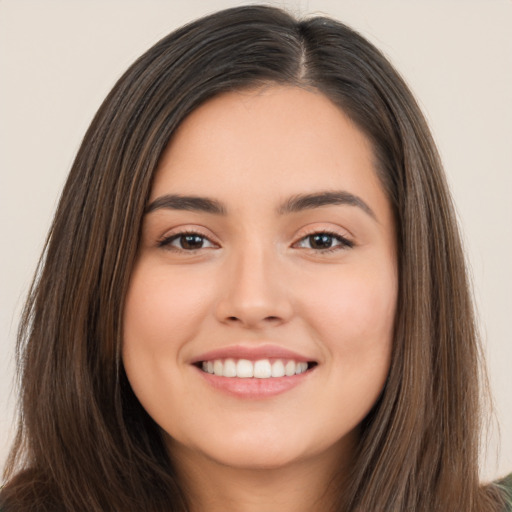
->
[190,344,316,364]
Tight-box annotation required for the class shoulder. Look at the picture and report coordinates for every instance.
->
[496,473,512,511]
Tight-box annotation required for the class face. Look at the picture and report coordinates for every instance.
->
[123,85,397,473]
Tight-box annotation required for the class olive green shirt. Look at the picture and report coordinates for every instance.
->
[1,473,511,510]
[497,472,512,511]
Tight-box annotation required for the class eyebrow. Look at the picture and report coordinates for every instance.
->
[145,190,376,220]
[145,195,227,215]
[277,191,376,220]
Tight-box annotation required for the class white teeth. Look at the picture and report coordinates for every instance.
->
[271,360,285,377]
[296,362,308,374]
[254,360,272,378]
[201,358,311,378]
[223,358,236,377]
[213,360,223,376]
[285,360,296,376]
[236,359,254,378]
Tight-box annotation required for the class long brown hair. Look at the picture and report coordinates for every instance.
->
[1,5,506,511]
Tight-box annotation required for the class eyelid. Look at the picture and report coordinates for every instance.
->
[291,226,355,252]
[157,226,220,251]
[154,224,354,253]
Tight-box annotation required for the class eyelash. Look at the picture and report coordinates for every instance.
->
[157,229,354,254]
[157,230,216,252]
[293,230,354,252]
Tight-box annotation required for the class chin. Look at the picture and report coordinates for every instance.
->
[207,443,306,471]
[166,421,347,473]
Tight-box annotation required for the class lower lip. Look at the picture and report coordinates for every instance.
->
[195,366,313,399]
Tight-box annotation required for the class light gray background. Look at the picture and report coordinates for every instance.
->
[1,0,511,480]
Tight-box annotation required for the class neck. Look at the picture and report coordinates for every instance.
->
[169,439,354,512]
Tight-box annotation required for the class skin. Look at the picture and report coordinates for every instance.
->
[123,85,398,512]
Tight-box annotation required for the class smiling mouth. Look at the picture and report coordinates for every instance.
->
[197,358,318,379]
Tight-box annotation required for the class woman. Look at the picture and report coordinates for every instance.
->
[1,5,510,511]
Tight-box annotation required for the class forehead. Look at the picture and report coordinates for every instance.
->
[151,85,386,218]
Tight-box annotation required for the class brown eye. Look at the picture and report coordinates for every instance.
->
[295,232,354,251]
[178,234,207,250]
[158,232,217,251]
[309,234,336,249]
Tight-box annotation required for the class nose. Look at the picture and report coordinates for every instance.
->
[215,244,294,329]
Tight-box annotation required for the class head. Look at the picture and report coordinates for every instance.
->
[6,5,487,511]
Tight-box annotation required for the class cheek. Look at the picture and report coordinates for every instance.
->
[123,262,213,350]
[122,261,218,424]
[299,262,397,362]
[283,261,397,442]
[122,262,215,406]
